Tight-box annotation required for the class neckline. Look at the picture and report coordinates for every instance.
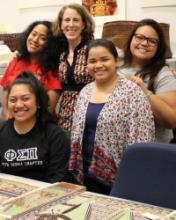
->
[89,102,105,105]
[10,119,37,137]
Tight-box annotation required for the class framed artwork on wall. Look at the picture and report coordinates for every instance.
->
[139,0,176,7]
[80,0,126,37]
[81,0,126,24]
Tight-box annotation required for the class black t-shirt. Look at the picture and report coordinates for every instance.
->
[0,119,70,183]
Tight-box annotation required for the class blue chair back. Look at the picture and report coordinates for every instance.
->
[110,142,176,209]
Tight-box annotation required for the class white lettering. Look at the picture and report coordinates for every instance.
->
[17,148,38,161]
[24,161,43,166]
[4,149,17,161]
[4,147,38,162]
[1,162,10,167]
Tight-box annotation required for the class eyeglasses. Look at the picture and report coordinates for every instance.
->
[133,33,158,47]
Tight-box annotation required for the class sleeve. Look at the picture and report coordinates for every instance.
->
[0,119,5,131]
[126,86,155,144]
[71,84,90,141]
[0,58,18,89]
[154,66,176,94]
[45,124,70,183]
[41,70,62,91]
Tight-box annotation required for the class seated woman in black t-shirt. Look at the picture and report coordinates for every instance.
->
[0,71,70,183]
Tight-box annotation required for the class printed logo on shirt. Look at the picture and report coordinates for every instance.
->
[4,147,38,162]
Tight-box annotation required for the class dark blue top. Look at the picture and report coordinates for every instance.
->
[83,102,105,171]
[82,102,111,194]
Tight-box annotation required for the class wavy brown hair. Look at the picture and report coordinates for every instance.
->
[52,3,95,45]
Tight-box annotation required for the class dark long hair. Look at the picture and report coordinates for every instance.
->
[86,38,118,60]
[17,20,60,74]
[52,3,95,52]
[123,18,166,92]
[7,71,51,125]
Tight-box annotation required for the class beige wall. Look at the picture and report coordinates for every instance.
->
[0,0,176,56]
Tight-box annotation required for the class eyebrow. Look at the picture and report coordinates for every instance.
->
[32,30,47,37]
[9,93,32,98]
[135,33,158,40]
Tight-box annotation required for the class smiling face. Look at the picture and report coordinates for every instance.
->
[87,46,118,84]
[26,24,48,59]
[61,8,85,45]
[8,84,37,124]
[130,25,159,67]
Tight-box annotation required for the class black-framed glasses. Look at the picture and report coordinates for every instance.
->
[133,33,158,47]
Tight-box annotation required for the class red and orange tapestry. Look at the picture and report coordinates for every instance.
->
[82,0,118,16]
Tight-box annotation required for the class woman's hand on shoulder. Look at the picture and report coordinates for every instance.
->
[128,76,148,93]
[171,69,176,79]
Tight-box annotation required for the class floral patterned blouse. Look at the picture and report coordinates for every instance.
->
[56,41,93,131]
[69,77,155,187]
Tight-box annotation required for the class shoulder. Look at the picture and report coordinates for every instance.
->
[155,66,175,82]
[81,44,88,51]
[9,57,26,65]
[155,65,176,93]
[5,58,18,69]
[76,43,88,56]
[6,58,28,71]
[0,119,12,133]
[157,65,173,76]
[0,119,6,130]
[118,77,140,91]
[45,123,65,137]
[117,77,146,100]
[78,41,88,50]
[9,57,18,64]
[46,122,65,142]
[118,66,137,77]
[73,83,93,107]
[44,123,69,148]
[79,82,94,96]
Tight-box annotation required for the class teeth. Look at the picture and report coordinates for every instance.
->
[30,43,38,48]
[30,45,37,48]
[95,72,103,75]
[138,48,148,52]
[67,30,76,33]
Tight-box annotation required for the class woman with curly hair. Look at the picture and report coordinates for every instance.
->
[0,20,62,119]
[53,3,95,133]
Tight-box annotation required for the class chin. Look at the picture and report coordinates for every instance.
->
[96,78,107,83]
[67,36,79,41]
[14,118,27,122]
[13,114,29,121]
